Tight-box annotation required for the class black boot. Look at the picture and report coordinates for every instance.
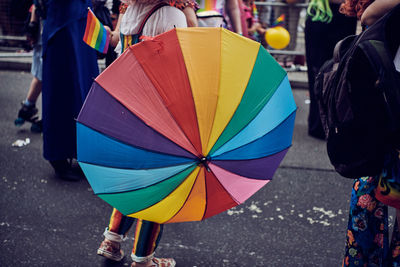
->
[15,102,42,133]
[15,102,38,124]
[49,159,83,181]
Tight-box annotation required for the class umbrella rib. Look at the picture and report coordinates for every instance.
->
[203,27,223,156]
[212,144,292,162]
[201,166,240,221]
[78,159,196,171]
[98,166,200,220]
[210,109,297,159]
[79,160,196,171]
[206,33,262,155]
[163,91,203,158]
[92,163,197,196]
[77,121,197,160]
[209,71,288,155]
[163,167,204,223]
[132,48,202,158]
[201,167,209,221]
[81,80,199,158]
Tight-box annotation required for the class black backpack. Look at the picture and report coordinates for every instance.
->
[314,4,400,179]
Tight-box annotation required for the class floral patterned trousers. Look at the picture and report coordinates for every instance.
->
[344,176,400,266]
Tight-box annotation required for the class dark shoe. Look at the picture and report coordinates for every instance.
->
[70,160,85,177]
[15,102,38,126]
[30,119,42,133]
[49,159,82,181]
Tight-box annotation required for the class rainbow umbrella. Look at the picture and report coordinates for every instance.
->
[76,27,296,224]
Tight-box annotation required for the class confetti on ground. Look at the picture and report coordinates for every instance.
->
[248,203,262,213]
[226,208,244,216]
[313,207,337,218]
[12,138,30,147]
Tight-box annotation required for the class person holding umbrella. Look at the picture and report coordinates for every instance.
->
[78,0,296,266]
[96,1,188,266]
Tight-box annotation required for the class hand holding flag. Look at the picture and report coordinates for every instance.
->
[83,8,110,54]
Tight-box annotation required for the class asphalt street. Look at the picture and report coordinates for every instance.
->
[1,70,391,267]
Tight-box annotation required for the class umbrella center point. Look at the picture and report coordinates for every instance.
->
[198,156,211,172]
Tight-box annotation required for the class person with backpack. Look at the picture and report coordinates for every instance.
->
[337,0,400,265]
[95,1,188,266]
[305,0,357,140]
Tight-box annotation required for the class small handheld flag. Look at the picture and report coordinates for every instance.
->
[272,14,285,27]
[83,8,110,54]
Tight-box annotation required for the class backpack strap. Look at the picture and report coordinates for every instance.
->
[120,2,169,52]
[359,40,394,76]
[358,40,400,130]
[136,2,169,39]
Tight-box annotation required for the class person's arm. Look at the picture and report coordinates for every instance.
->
[27,5,40,44]
[225,0,243,34]
[182,6,198,27]
[361,0,400,26]
[30,5,38,23]
[109,12,123,47]
[397,209,400,232]
[163,6,188,31]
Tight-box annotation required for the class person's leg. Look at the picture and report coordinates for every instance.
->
[131,220,175,267]
[389,210,400,265]
[107,208,135,236]
[26,40,43,105]
[17,77,41,117]
[15,76,42,131]
[397,209,400,231]
[343,177,390,266]
[26,77,42,104]
[304,17,327,140]
[98,208,135,261]
[15,43,43,128]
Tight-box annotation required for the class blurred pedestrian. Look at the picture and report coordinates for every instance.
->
[96,1,188,266]
[339,0,400,265]
[15,3,46,133]
[242,0,266,41]
[196,0,243,34]
[305,0,357,139]
[41,0,99,181]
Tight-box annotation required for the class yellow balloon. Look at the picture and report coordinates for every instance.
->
[265,26,291,50]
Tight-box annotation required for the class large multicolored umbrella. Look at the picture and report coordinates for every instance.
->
[77,27,296,224]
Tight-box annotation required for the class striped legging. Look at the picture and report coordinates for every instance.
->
[108,208,163,258]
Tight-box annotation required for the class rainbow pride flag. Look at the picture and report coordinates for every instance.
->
[272,14,285,27]
[83,8,110,54]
